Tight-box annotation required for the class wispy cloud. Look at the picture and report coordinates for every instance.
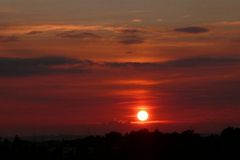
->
[214,21,240,27]
[0,24,126,35]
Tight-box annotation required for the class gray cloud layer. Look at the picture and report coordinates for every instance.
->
[0,56,239,77]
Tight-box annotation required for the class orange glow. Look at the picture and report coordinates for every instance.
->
[137,110,149,122]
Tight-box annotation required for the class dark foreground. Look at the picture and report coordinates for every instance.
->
[1,127,240,160]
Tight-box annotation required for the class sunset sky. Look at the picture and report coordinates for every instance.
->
[0,0,240,135]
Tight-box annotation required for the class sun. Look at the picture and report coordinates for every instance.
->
[137,110,149,122]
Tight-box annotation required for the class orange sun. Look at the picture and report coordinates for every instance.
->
[137,110,149,122]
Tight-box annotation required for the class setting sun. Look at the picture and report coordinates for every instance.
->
[137,110,149,122]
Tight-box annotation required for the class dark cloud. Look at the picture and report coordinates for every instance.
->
[119,35,145,45]
[163,57,239,67]
[0,56,239,77]
[118,28,145,45]
[0,35,19,42]
[120,29,143,34]
[175,26,210,34]
[105,57,240,69]
[0,56,85,76]
[57,31,101,39]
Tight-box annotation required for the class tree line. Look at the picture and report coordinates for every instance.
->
[0,127,240,160]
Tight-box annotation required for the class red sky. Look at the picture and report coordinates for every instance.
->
[0,0,240,135]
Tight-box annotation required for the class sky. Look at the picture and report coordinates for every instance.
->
[0,0,240,135]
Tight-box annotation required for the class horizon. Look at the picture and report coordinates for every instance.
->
[2,126,238,140]
[0,0,240,135]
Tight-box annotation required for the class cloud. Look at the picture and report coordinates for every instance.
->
[0,56,83,76]
[105,56,240,69]
[163,57,240,67]
[119,35,145,45]
[118,28,145,45]
[0,35,19,42]
[57,31,101,40]
[120,29,143,34]
[0,24,125,36]
[175,26,210,34]
[214,21,240,27]
[0,56,239,77]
